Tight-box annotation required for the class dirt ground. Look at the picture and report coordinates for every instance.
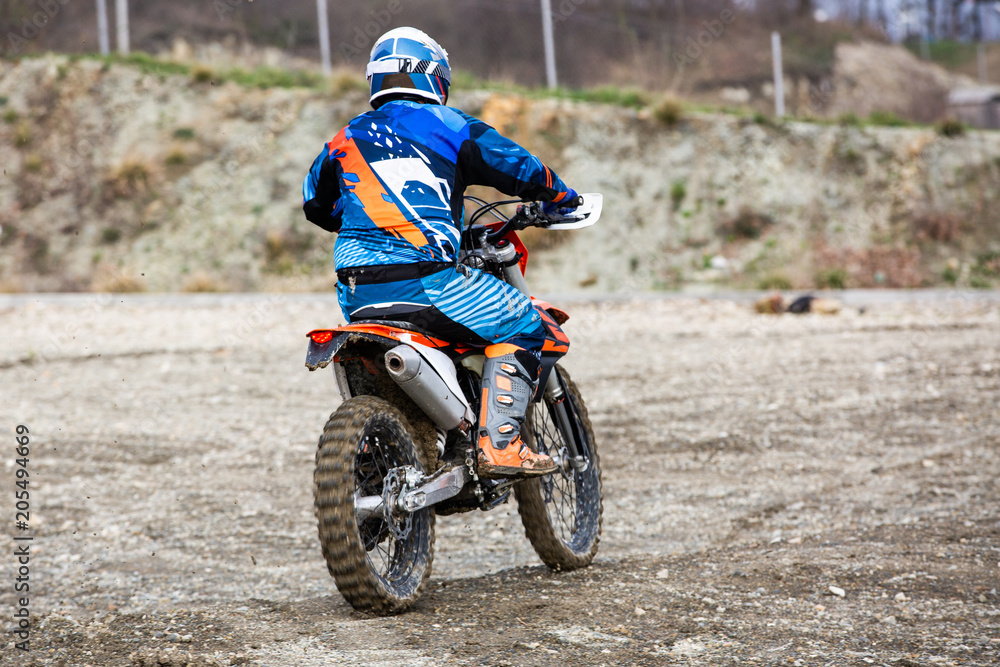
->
[1,291,998,667]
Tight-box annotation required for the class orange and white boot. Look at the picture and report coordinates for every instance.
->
[476,344,557,479]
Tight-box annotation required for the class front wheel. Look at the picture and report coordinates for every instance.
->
[515,365,602,570]
[313,395,434,614]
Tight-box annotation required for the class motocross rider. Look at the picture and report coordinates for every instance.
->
[302,27,579,479]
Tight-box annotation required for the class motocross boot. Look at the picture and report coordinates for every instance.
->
[476,344,558,479]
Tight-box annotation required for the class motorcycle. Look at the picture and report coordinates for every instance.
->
[304,194,604,614]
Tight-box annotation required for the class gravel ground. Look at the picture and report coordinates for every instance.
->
[1,292,998,666]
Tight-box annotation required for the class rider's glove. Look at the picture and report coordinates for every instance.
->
[542,189,580,218]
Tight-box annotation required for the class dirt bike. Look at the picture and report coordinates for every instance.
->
[304,194,604,614]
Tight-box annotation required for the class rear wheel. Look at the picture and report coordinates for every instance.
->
[314,395,434,614]
[515,365,602,570]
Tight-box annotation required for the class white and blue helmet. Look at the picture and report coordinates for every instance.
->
[366,27,451,108]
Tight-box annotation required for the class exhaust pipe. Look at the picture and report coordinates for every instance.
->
[385,344,473,432]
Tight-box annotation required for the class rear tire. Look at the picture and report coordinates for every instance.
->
[314,395,434,614]
[515,365,602,571]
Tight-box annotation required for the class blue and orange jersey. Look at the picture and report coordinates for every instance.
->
[302,100,574,270]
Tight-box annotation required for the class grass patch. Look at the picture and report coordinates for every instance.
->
[173,127,196,140]
[867,110,909,127]
[223,66,324,89]
[100,53,191,78]
[2,109,17,124]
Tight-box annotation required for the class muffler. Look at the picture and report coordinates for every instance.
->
[384,344,474,432]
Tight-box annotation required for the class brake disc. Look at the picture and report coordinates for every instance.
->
[382,468,413,542]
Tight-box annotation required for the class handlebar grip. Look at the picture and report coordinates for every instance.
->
[569,195,584,208]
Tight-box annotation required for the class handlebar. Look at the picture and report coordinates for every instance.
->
[481,196,585,245]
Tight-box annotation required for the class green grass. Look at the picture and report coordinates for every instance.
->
[867,110,909,128]
[223,66,324,90]
[903,39,980,69]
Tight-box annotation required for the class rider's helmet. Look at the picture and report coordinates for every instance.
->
[366,27,451,109]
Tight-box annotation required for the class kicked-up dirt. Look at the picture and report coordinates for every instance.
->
[0,291,998,666]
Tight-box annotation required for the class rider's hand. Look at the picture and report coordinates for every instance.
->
[542,189,581,218]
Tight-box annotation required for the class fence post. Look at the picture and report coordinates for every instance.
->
[540,0,558,88]
[96,0,110,55]
[115,0,129,55]
[317,0,332,76]
[771,31,785,118]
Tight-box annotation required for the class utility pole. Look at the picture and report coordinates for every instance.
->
[772,32,785,118]
[540,0,557,88]
[316,0,331,76]
[96,0,110,55]
[115,0,129,55]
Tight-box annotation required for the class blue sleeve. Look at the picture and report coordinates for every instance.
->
[302,146,344,233]
[457,117,575,204]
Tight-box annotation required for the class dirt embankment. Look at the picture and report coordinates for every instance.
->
[1,55,999,295]
[0,293,998,666]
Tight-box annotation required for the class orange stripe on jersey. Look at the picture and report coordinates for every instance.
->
[329,132,429,249]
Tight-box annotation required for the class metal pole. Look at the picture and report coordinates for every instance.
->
[115,0,129,55]
[96,0,110,55]
[540,0,557,88]
[316,0,331,76]
[771,32,785,118]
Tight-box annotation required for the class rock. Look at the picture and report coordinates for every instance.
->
[895,592,908,602]
[656,569,670,579]
[828,585,846,598]
[635,607,646,616]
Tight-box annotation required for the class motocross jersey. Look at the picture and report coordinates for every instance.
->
[302,99,575,270]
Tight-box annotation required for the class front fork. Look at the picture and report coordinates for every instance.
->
[544,371,589,472]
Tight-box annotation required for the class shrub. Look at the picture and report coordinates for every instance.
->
[191,65,215,84]
[172,127,196,140]
[912,212,961,243]
[2,109,18,124]
[653,96,684,127]
[105,160,153,200]
[164,149,187,166]
[838,112,861,126]
[14,122,32,147]
[815,268,848,289]
[23,154,42,172]
[936,118,965,138]
[757,273,793,290]
[101,227,122,244]
[973,251,1000,277]
[720,208,775,240]
[670,181,687,211]
[942,266,958,285]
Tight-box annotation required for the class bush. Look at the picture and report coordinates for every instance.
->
[815,268,848,289]
[757,274,793,290]
[101,227,122,244]
[173,127,196,140]
[23,154,42,172]
[670,181,687,211]
[105,160,153,200]
[191,65,215,84]
[936,118,965,138]
[653,96,684,127]
[838,112,861,126]
[14,122,32,147]
[2,109,18,124]
[720,208,775,240]
[164,149,187,166]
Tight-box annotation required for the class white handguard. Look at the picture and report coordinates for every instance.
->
[545,193,603,230]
